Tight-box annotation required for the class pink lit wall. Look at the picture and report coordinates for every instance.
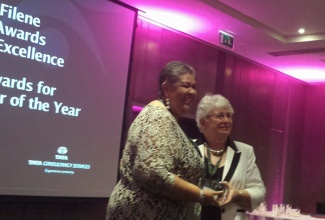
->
[300,85,325,212]
[126,17,325,213]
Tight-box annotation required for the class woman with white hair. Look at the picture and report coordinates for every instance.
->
[195,93,266,220]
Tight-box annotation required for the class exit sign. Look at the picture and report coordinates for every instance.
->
[219,31,234,49]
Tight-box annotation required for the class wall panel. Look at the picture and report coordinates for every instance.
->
[301,85,325,212]
[127,18,317,213]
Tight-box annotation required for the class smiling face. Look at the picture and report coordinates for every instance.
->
[201,107,233,139]
[162,73,197,118]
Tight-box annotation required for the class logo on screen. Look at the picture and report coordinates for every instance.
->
[57,146,68,154]
[56,146,69,160]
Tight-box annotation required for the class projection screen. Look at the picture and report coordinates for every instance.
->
[0,0,136,197]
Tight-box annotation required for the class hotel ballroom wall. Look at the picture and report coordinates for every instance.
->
[127,18,325,214]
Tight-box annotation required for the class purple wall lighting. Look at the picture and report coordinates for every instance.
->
[132,105,143,113]
[279,66,325,84]
[124,0,325,84]
[137,6,207,35]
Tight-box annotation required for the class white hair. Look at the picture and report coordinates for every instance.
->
[196,93,234,132]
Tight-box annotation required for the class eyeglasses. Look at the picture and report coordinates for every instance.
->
[207,113,233,120]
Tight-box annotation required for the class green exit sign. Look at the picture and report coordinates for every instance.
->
[219,31,234,49]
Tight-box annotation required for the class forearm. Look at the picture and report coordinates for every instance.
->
[162,175,201,202]
[162,175,222,206]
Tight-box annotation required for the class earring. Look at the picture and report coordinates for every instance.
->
[165,98,170,110]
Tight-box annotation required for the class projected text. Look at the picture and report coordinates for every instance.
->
[0,3,65,67]
[0,75,82,117]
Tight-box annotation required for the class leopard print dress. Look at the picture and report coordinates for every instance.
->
[106,104,203,220]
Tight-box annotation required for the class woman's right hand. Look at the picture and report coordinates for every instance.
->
[200,188,224,206]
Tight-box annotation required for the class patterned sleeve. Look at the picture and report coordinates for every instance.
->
[124,106,183,193]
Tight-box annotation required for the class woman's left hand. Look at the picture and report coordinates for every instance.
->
[216,181,235,207]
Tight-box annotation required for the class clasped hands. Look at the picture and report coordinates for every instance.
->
[200,181,233,207]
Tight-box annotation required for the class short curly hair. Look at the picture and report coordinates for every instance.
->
[196,93,234,132]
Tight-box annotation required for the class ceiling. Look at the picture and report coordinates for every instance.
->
[119,0,325,84]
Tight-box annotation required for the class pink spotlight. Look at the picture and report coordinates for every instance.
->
[132,105,143,113]
[138,6,206,35]
[281,67,325,84]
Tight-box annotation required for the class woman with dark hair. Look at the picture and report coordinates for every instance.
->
[106,62,229,220]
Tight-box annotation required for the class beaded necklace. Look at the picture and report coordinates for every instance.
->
[205,143,226,177]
